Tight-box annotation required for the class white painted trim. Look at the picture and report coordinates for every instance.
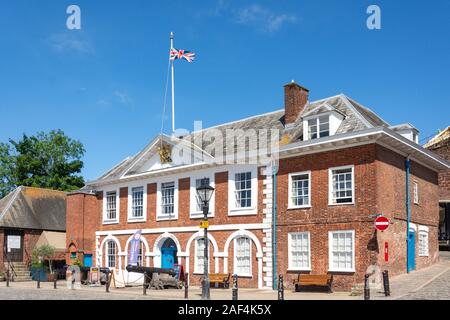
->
[409,223,417,232]
[124,234,150,267]
[223,230,263,288]
[328,165,355,206]
[287,232,311,271]
[127,182,147,223]
[228,165,258,216]
[233,237,252,277]
[328,230,356,273]
[413,181,419,205]
[100,235,122,270]
[193,238,210,275]
[288,171,312,209]
[156,178,179,221]
[152,232,182,267]
[102,187,120,224]
[95,223,270,237]
[418,227,429,257]
[189,170,215,218]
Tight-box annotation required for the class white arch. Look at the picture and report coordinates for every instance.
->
[153,232,182,253]
[223,229,263,258]
[152,232,182,267]
[124,234,150,266]
[99,234,122,270]
[99,234,123,255]
[186,231,219,255]
[223,229,263,289]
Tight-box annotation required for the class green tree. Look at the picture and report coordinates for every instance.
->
[0,130,85,198]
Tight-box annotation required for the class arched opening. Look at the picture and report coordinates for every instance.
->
[161,238,177,269]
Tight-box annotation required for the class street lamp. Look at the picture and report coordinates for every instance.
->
[196,178,214,300]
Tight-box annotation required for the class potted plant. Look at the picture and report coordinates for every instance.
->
[31,249,45,281]
[39,245,57,282]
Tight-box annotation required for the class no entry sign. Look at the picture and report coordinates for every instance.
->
[375,216,389,231]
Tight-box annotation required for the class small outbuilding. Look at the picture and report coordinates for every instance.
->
[0,186,66,281]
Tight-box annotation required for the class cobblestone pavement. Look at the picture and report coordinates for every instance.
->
[397,252,450,300]
[0,281,357,300]
[372,251,450,300]
[1,252,449,300]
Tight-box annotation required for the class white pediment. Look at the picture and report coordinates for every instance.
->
[121,135,213,177]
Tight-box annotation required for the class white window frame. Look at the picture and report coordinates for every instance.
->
[306,115,330,140]
[288,232,311,271]
[413,181,419,205]
[156,178,179,221]
[418,226,429,257]
[190,174,215,219]
[288,171,312,209]
[102,188,120,224]
[193,237,210,274]
[128,184,147,222]
[228,165,258,216]
[233,236,252,277]
[328,165,355,206]
[106,240,117,269]
[328,230,355,273]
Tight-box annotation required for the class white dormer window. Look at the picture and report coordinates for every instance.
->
[308,116,330,140]
[302,110,343,141]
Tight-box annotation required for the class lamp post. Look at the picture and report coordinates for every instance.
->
[196,178,215,300]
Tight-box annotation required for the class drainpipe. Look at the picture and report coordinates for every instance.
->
[406,156,411,273]
[272,165,278,290]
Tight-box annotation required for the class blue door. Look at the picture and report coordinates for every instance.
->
[161,248,176,269]
[84,254,93,267]
[408,231,416,271]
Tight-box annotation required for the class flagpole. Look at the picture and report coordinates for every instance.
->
[170,32,175,136]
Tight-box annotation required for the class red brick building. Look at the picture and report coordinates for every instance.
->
[425,127,450,249]
[66,82,449,290]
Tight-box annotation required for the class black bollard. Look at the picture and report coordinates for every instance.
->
[278,275,284,300]
[232,274,238,301]
[54,277,57,289]
[143,281,147,296]
[382,270,390,296]
[6,269,10,287]
[37,272,41,289]
[184,273,189,299]
[364,274,370,300]
[105,272,110,293]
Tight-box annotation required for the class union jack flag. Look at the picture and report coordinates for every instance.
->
[170,48,196,63]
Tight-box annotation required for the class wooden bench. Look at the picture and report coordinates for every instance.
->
[293,274,333,293]
[209,273,231,289]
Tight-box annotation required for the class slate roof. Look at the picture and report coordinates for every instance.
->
[89,92,393,183]
[0,187,66,231]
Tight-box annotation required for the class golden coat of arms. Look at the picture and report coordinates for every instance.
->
[158,144,172,164]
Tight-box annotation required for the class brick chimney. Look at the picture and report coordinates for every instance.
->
[284,81,309,126]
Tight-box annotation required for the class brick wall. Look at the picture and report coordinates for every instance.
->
[427,144,450,200]
[66,192,100,264]
[376,145,439,275]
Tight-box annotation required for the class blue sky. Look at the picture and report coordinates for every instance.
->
[0,0,449,181]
